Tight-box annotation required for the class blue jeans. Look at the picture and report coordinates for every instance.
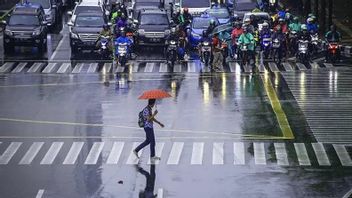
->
[135,127,155,157]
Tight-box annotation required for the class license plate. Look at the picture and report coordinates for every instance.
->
[151,38,160,42]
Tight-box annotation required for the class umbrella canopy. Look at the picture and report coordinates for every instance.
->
[138,89,172,100]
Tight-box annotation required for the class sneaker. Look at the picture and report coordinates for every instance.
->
[151,156,161,161]
[133,150,139,159]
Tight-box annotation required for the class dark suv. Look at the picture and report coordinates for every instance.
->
[135,9,170,46]
[68,12,107,54]
[27,0,59,28]
[2,3,48,53]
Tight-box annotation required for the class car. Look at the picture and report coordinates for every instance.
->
[233,1,258,18]
[129,0,163,20]
[68,12,108,54]
[205,7,230,25]
[67,0,106,24]
[2,2,48,53]
[242,12,270,31]
[187,14,219,47]
[27,0,58,28]
[134,9,170,46]
[173,0,211,16]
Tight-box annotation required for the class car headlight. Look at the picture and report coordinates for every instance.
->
[32,30,41,36]
[138,29,145,35]
[4,29,13,36]
[191,32,200,39]
[164,29,170,35]
[71,32,79,39]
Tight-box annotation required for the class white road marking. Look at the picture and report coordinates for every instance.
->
[63,142,84,165]
[132,62,139,73]
[116,66,125,73]
[212,142,224,165]
[312,143,331,166]
[72,63,84,73]
[106,142,124,164]
[268,62,279,72]
[191,142,204,165]
[84,142,105,164]
[11,62,27,73]
[167,142,184,165]
[233,142,245,165]
[294,143,311,166]
[28,62,45,73]
[144,62,155,73]
[126,142,141,164]
[57,63,71,73]
[0,142,22,164]
[274,143,289,166]
[159,62,168,72]
[157,188,163,198]
[333,144,352,166]
[103,63,112,73]
[228,62,236,73]
[254,142,266,165]
[173,64,182,73]
[50,35,67,60]
[243,64,251,73]
[0,62,15,73]
[35,189,45,198]
[323,63,333,68]
[310,62,320,69]
[258,63,266,73]
[40,142,64,165]
[282,62,293,71]
[187,62,196,72]
[296,63,307,70]
[42,63,57,73]
[87,63,98,73]
[19,142,44,165]
[148,142,165,165]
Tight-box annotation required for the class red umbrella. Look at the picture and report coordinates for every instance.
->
[138,89,172,100]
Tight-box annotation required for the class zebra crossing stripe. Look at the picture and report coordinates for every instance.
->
[106,142,125,164]
[72,63,84,73]
[191,142,204,165]
[116,66,125,73]
[19,142,44,165]
[243,64,251,73]
[282,62,293,72]
[63,142,84,165]
[296,63,307,71]
[87,63,98,73]
[294,143,311,166]
[212,142,224,165]
[0,142,22,164]
[173,64,182,73]
[254,142,266,165]
[40,142,64,165]
[187,62,197,73]
[84,142,105,165]
[0,62,15,73]
[167,142,184,165]
[126,142,142,164]
[144,62,155,73]
[57,63,71,73]
[148,142,165,165]
[35,189,44,198]
[258,64,266,73]
[11,62,27,73]
[312,143,331,166]
[310,62,320,69]
[233,142,245,165]
[102,63,112,73]
[333,144,352,166]
[42,63,57,73]
[268,62,279,72]
[274,143,289,166]
[132,62,139,73]
[28,62,45,73]
[159,63,168,72]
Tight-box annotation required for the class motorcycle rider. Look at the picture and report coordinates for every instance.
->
[271,25,287,62]
[238,26,255,63]
[297,24,311,42]
[288,17,301,54]
[206,19,217,36]
[165,27,179,58]
[306,17,319,34]
[249,14,259,29]
[97,24,113,50]
[173,8,182,25]
[244,18,255,34]
[231,22,244,59]
[180,7,193,27]
[198,30,212,63]
[289,16,301,32]
[274,18,288,33]
[115,29,132,58]
[325,24,342,61]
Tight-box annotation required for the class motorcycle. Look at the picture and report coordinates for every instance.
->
[272,38,282,64]
[310,32,319,54]
[240,43,250,66]
[200,41,212,66]
[260,34,272,59]
[99,35,111,60]
[297,39,310,63]
[166,40,178,67]
[288,30,298,55]
[115,42,129,67]
[326,42,340,63]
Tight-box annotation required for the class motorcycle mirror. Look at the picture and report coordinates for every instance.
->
[133,19,138,24]
[107,22,112,26]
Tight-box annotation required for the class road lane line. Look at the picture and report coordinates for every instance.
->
[106,142,124,164]
[333,144,352,166]
[212,142,224,165]
[233,142,245,165]
[57,63,71,73]
[294,143,311,166]
[296,63,307,71]
[144,62,154,73]
[63,142,84,165]
[28,62,45,73]
[50,35,67,60]
[157,188,163,198]
[254,142,266,165]
[87,63,98,73]
[11,62,27,73]
[148,142,165,165]
[42,63,57,73]
[282,62,293,72]
[258,63,266,73]
[84,142,105,164]
[102,63,112,73]
[159,62,168,72]
[72,63,84,73]
[40,142,64,165]
[36,189,44,198]
[187,62,196,72]
[191,142,204,165]
[274,143,289,166]
[0,62,15,73]
[126,142,141,164]
[268,62,279,72]
[0,142,22,164]
[312,143,331,166]
[173,64,182,73]
[167,142,184,165]
[19,142,44,165]
[116,66,125,73]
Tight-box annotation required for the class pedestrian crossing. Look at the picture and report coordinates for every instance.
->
[0,141,350,167]
[0,60,339,74]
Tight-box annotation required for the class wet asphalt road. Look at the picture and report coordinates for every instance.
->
[1,4,352,198]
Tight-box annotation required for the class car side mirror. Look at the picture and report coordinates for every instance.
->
[107,22,112,26]
[67,21,74,26]
[52,4,57,8]
[1,20,6,25]
[67,11,73,16]
[133,19,138,24]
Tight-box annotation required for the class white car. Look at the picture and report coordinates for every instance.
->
[173,0,211,16]
[67,0,107,24]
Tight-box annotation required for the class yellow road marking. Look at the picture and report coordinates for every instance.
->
[261,74,295,139]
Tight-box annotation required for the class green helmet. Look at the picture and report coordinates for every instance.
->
[210,19,216,26]
[301,24,307,31]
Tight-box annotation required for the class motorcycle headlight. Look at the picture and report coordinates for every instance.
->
[71,32,79,39]
[32,30,41,36]
[5,29,13,36]
[138,29,145,35]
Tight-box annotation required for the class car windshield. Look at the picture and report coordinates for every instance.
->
[27,0,50,9]
[9,14,40,26]
[192,18,216,29]
[140,14,168,25]
[206,9,229,18]
[74,6,102,15]
[182,0,210,8]
[75,16,104,27]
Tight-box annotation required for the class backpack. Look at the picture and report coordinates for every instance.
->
[138,109,145,128]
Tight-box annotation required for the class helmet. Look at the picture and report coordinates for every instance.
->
[307,17,314,23]
[278,18,285,23]
[209,19,216,26]
[234,21,241,28]
[171,27,176,34]
[301,24,307,31]
[293,16,299,22]
[103,24,109,30]
[244,18,251,24]
[176,7,181,13]
[202,30,207,37]
[262,22,269,28]
[243,26,248,32]
[183,7,189,13]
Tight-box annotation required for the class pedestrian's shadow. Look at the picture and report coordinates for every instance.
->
[136,164,157,198]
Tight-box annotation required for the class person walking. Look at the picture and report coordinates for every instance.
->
[134,99,164,161]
